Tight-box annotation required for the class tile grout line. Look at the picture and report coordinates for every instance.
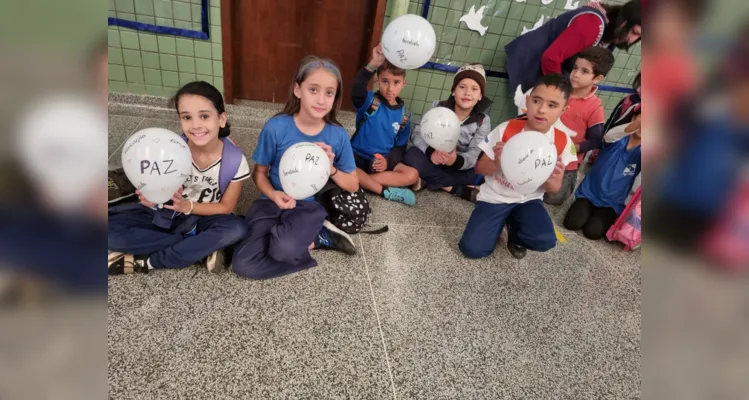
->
[357,234,398,400]
[367,222,464,229]
[581,238,640,294]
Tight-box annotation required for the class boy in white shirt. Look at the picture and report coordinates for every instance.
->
[459,74,576,259]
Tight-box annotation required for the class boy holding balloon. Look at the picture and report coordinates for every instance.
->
[350,45,420,206]
[404,63,493,202]
[460,74,577,260]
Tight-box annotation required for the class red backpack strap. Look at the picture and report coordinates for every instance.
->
[501,117,528,143]
[552,128,568,156]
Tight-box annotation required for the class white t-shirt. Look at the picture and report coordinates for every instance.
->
[182,156,251,203]
[476,121,577,204]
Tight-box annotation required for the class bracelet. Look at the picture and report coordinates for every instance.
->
[185,200,194,215]
[365,64,376,72]
[330,167,338,177]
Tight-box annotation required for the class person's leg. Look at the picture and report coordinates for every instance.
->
[147,213,248,268]
[357,164,417,206]
[370,163,420,188]
[582,206,618,240]
[108,206,185,256]
[232,199,326,280]
[459,201,514,259]
[506,199,557,253]
[357,168,385,194]
[563,197,594,231]
[543,170,578,206]
[403,147,453,189]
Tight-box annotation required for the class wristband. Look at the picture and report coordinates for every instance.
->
[365,64,376,73]
[185,200,194,215]
[330,167,338,177]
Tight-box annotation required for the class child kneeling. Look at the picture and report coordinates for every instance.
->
[404,63,492,202]
[231,57,359,280]
[564,106,641,239]
[459,75,577,260]
[108,82,249,274]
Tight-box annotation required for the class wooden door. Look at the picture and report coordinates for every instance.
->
[223,0,385,110]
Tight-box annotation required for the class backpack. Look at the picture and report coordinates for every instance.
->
[701,176,749,270]
[355,95,410,135]
[316,181,388,235]
[606,187,641,251]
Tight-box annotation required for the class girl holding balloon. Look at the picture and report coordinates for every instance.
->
[108,81,250,274]
[231,56,359,280]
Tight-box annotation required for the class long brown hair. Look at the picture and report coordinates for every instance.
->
[276,56,343,126]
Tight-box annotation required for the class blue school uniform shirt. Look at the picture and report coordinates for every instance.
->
[350,91,411,160]
[253,114,356,201]
[575,135,641,215]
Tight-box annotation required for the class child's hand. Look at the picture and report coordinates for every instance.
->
[430,151,445,165]
[136,190,157,208]
[164,187,192,213]
[370,44,386,68]
[372,153,387,172]
[443,149,458,166]
[546,160,565,183]
[314,142,335,166]
[271,191,296,210]
[492,142,505,169]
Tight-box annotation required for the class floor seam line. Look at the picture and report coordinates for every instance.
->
[358,234,398,400]
[582,238,639,294]
[368,223,464,229]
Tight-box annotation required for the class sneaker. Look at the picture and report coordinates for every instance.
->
[206,250,224,273]
[314,220,357,255]
[411,178,426,192]
[108,253,150,275]
[108,166,136,204]
[383,187,416,206]
[507,243,527,260]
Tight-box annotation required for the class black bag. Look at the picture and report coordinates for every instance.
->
[316,182,387,235]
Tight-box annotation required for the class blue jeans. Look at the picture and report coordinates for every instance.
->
[459,200,556,259]
[108,205,247,269]
[232,199,327,280]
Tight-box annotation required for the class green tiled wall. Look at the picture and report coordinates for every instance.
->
[383,0,641,126]
[108,0,224,97]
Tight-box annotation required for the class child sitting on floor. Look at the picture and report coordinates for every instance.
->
[231,56,360,280]
[350,44,420,206]
[404,63,492,202]
[459,74,577,260]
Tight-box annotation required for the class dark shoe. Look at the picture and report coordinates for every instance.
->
[108,253,150,275]
[411,178,426,192]
[206,250,224,273]
[314,220,357,255]
[507,244,527,260]
[108,167,136,204]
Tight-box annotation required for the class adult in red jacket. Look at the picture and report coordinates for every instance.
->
[505,0,642,92]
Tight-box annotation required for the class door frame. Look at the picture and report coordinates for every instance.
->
[219,0,387,104]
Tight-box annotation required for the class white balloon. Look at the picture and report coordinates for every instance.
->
[499,131,558,195]
[121,128,192,205]
[279,142,331,200]
[381,14,436,70]
[419,107,461,152]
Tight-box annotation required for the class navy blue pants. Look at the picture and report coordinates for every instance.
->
[459,199,556,259]
[232,199,327,280]
[108,205,247,269]
[403,147,478,190]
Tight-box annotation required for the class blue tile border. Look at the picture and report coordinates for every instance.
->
[416,3,635,94]
[108,0,210,40]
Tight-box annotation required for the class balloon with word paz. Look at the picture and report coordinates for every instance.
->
[279,142,331,200]
[420,106,461,152]
[381,14,436,70]
[121,128,192,205]
[499,131,558,195]
[514,85,577,137]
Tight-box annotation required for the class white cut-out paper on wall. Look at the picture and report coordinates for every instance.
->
[541,0,554,4]
[459,5,488,36]
[564,0,581,9]
[521,15,546,35]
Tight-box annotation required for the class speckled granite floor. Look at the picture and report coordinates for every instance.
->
[108,95,641,400]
